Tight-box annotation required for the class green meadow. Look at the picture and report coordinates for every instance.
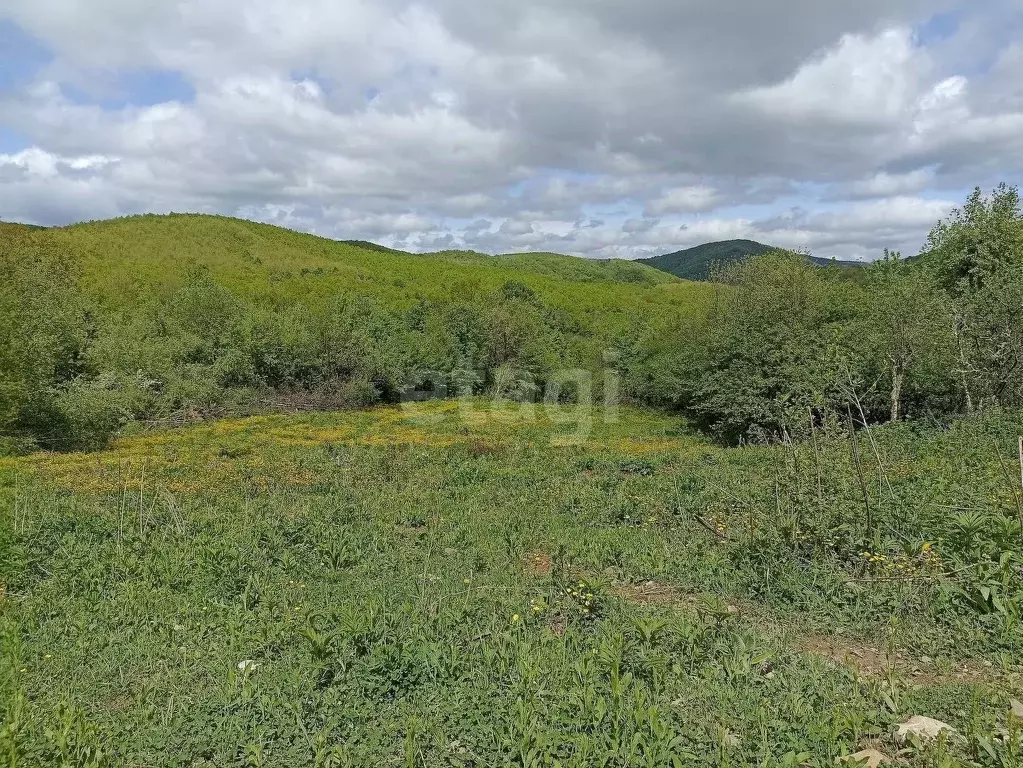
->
[2,400,1023,767]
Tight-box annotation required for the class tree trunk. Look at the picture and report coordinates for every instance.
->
[890,358,904,422]
[954,318,974,414]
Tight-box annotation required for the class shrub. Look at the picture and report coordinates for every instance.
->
[0,235,105,450]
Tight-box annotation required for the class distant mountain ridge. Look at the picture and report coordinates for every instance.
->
[638,239,864,281]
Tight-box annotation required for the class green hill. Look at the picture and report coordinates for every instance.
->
[639,239,865,280]
[1,213,715,450]
[12,214,686,311]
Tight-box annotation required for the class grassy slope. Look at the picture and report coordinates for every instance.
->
[10,215,695,321]
[1,402,1021,766]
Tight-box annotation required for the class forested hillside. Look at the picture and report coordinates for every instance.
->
[0,214,705,451]
[638,239,778,280]
[638,239,865,280]
[2,185,1022,452]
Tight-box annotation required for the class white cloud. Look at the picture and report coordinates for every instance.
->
[738,28,931,125]
[1,147,116,178]
[646,186,721,215]
[842,168,935,199]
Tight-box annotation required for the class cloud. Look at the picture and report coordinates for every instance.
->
[0,0,1019,260]
[646,186,721,215]
[738,29,932,126]
[498,218,535,236]
[840,169,936,199]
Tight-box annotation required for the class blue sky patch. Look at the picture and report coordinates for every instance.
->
[62,68,196,109]
[0,126,29,154]
[0,20,52,88]
[916,9,962,45]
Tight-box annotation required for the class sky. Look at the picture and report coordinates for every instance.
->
[0,0,1021,260]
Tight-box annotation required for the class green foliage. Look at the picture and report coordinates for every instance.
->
[0,232,119,451]
[631,253,860,439]
[923,184,1023,409]
[854,253,958,421]
[631,185,1023,440]
[698,254,857,438]
[1,402,1021,766]
[0,215,710,451]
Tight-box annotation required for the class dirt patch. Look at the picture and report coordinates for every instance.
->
[796,634,991,685]
[468,439,506,457]
[606,576,999,687]
[105,693,135,713]
[611,580,686,606]
[548,613,568,637]
[522,552,553,576]
[517,565,1007,688]
[394,523,429,539]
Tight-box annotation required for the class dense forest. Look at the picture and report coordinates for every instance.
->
[1,184,1021,452]
[637,239,780,280]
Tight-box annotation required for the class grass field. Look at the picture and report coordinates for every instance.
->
[2,401,1023,766]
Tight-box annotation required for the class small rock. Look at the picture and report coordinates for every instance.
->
[895,716,954,743]
[721,731,740,748]
[919,656,932,664]
[836,749,887,768]
[1011,699,1023,719]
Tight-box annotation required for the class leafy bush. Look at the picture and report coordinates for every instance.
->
[629,185,1023,441]
[923,184,1023,410]
[0,235,103,450]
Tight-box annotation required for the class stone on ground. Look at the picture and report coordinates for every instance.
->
[895,716,954,743]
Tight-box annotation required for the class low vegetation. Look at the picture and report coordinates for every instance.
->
[2,401,1023,766]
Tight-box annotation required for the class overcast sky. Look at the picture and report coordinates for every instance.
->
[1,1,1021,259]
